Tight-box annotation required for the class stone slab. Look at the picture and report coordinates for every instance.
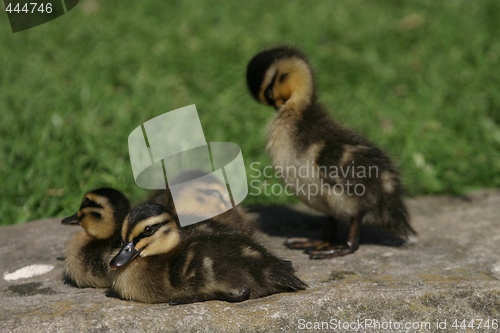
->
[1,190,500,332]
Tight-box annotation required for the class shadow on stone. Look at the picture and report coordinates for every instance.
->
[249,205,407,247]
[105,288,121,300]
[6,282,57,296]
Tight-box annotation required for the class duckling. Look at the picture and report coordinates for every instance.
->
[246,46,416,259]
[109,202,306,304]
[61,188,130,287]
[147,170,255,235]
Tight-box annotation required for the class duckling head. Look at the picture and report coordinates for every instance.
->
[109,202,181,269]
[170,170,232,217]
[246,46,315,110]
[61,188,130,240]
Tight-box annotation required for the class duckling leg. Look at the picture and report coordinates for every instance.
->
[284,217,339,250]
[306,215,361,259]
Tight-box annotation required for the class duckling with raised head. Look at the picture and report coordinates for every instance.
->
[62,188,130,287]
[147,169,255,235]
[109,202,306,304]
[246,46,416,259]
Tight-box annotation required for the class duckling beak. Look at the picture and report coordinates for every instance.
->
[109,242,139,269]
[61,213,80,225]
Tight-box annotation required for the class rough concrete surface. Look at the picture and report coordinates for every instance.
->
[1,190,500,332]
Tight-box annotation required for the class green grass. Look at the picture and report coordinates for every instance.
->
[1,0,500,225]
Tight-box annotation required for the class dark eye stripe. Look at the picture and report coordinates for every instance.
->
[133,221,169,244]
[81,199,102,209]
[90,212,102,219]
[264,72,278,105]
[198,189,224,201]
[279,72,288,83]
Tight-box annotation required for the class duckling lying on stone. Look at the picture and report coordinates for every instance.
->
[61,188,130,287]
[110,202,306,304]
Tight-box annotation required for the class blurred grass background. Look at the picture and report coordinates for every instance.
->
[1,0,499,225]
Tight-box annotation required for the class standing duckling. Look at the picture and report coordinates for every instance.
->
[62,188,130,287]
[246,46,416,259]
[109,202,306,304]
[147,170,255,235]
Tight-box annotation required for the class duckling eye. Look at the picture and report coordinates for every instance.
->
[279,73,288,82]
[207,189,222,199]
[265,85,273,101]
[143,226,154,236]
[199,189,224,202]
[83,198,91,206]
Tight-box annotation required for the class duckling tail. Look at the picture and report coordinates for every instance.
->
[382,196,417,240]
[273,260,308,291]
[285,274,308,291]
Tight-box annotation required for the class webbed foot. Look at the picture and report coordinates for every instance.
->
[306,244,356,259]
[284,237,332,250]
